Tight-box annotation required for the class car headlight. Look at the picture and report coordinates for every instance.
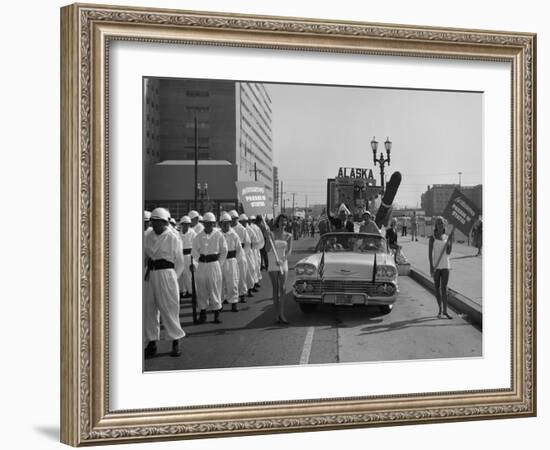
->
[377,283,396,295]
[376,265,397,279]
[295,281,314,293]
[295,263,316,276]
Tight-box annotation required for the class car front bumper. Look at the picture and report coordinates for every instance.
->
[293,278,398,306]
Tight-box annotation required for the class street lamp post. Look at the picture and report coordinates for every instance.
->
[371,136,392,191]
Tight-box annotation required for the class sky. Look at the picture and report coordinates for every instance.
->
[265,83,483,209]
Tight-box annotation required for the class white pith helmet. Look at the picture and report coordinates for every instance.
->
[150,208,170,222]
[203,212,216,223]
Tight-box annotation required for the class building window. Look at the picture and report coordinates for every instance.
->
[185,122,210,129]
[186,105,210,112]
[186,136,210,145]
[186,90,210,97]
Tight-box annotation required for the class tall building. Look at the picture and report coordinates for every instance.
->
[143,78,161,174]
[236,82,274,199]
[421,184,483,217]
[143,78,274,219]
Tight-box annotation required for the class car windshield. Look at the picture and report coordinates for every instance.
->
[316,234,386,253]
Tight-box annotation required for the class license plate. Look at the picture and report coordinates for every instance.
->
[335,295,352,305]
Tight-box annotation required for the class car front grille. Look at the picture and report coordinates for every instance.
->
[304,279,382,296]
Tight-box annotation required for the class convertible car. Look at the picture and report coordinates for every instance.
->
[293,232,399,314]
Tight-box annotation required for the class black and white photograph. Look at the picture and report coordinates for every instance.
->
[142,77,483,371]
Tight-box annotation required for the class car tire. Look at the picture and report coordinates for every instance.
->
[379,305,393,315]
[298,303,318,314]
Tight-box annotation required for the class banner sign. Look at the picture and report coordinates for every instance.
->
[441,188,481,236]
[235,181,272,216]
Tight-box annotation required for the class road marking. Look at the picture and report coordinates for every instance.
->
[299,326,315,364]
[336,327,343,363]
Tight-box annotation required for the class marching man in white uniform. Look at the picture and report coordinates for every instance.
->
[192,212,227,324]
[188,210,204,235]
[144,210,151,231]
[143,208,186,359]
[231,211,253,302]
[220,212,242,312]
[239,214,259,297]
[177,215,197,298]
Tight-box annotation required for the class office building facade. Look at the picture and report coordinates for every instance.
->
[144,78,274,219]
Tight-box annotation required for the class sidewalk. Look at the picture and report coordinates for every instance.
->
[399,235,482,308]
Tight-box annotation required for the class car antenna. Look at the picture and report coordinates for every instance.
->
[318,239,325,280]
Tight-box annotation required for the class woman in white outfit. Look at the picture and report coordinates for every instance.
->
[428,216,454,319]
[265,214,293,324]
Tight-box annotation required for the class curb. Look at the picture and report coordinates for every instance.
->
[408,268,482,328]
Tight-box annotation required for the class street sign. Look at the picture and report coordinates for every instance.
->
[441,188,481,236]
[235,181,272,216]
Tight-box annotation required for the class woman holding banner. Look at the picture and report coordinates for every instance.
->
[265,214,293,325]
[428,216,454,320]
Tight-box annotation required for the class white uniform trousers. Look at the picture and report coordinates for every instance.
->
[237,254,249,296]
[196,261,223,311]
[222,257,240,304]
[255,248,262,282]
[178,253,194,295]
[144,269,186,342]
[245,248,258,286]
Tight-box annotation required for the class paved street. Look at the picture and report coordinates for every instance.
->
[144,236,482,372]
[399,235,482,306]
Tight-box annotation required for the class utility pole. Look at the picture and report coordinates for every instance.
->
[194,117,198,209]
[292,193,296,217]
[458,171,463,187]
[183,115,209,210]
[305,194,308,214]
[280,180,283,214]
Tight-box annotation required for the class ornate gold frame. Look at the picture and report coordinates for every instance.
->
[60,3,536,446]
